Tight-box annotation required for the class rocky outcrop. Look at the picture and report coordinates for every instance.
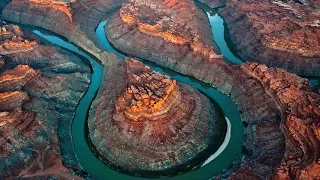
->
[197,0,226,8]
[2,0,126,67]
[2,0,319,179]
[241,63,320,180]
[107,0,222,65]
[104,0,320,179]
[219,0,320,76]
[88,58,227,177]
[0,23,90,179]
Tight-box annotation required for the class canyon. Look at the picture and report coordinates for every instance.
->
[88,58,226,177]
[106,0,320,179]
[0,0,319,179]
[220,0,320,76]
[0,23,90,179]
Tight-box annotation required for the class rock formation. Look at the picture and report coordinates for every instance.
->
[219,0,320,76]
[241,63,320,180]
[2,0,126,66]
[197,0,226,8]
[1,0,319,179]
[0,23,90,179]
[109,0,223,61]
[104,0,320,179]
[88,58,227,177]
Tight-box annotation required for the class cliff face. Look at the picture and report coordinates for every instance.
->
[241,63,320,180]
[220,0,320,76]
[104,0,320,179]
[88,58,226,177]
[0,23,90,179]
[107,0,223,65]
[2,0,126,67]
[197,0,226,8]
[1,0,319,179]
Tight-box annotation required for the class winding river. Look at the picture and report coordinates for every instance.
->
[0,0,318,178]
[29,9,244,179]
[13,3,320,179]
[22,9,319,180]
[12,6,240,179]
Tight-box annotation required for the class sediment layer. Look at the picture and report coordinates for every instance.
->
[0,23,90,179]
[88,58,226,177]
[2,0,319,179]
[198,0,226,8]
[2,0,126,67]
[105,0,320,179]
[219,0,320,76]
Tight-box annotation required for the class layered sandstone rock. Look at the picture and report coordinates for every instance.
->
[219,0,320,76]
[0,65,40,91]
[107,0,223,65]
[197,0,226,8]
[104,0,320,179]
[241,63,320,180]
[88,58,226,177]
[2,0,319,179]
[2,0,126,66]
[0,23,90,179]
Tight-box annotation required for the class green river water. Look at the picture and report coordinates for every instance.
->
[19,8,318,180]
[25,12,319,180]
[31,12,243,179]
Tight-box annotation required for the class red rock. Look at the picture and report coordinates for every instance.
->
[107,0,222,65]
[0,65,40,91]
[2,0,320,179]
[0,91,29,111]
[0,23,90,179]
[104,0,320,178]
[242,63,320,179]
[88,58,226,176]
[2,0,126,65]
[198,0,226,8]
[219,0,320,76]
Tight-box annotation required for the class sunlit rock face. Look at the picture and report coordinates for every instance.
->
[0,23,90,179]
[88,58,226,177]
[241,63,320,180]
[115,60,180,121]
[220,0,320,76]
[107,0,223,65]
[104,0,320,179]
[2,0,319,179]
[3,0,126,63]
[0,65,40,91]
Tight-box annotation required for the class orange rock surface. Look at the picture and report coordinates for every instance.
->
[119,0,222,60]
[115,59,180,121]
[242,63,320,179]
[28,0,73,22]
[0,65,40,91]
[88,58,226,176]
[0,23,90,179]
[220,0,320,76]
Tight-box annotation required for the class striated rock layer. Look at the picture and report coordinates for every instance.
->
[106,0,320,179]
[2,0,320,179]
[197,0,226,8]
[108,0,222,63]
[2,0,126,67]
[88,58,227,177]
[0,23,91,179]
[241,63,320,180]
[219,0,320,76]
